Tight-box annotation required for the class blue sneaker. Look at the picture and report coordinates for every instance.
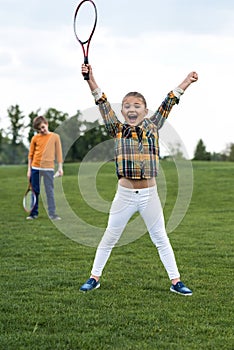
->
[170,281,192,296]
[79,278,100,292]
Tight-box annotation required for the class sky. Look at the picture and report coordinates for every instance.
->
[1,0,234,158]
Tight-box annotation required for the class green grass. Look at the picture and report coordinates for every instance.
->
[0,161,233,350]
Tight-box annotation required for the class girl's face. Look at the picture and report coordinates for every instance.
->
[121,96,148,126]
[37,122,49,135]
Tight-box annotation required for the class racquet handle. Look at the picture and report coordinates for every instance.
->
[83,56,89,80]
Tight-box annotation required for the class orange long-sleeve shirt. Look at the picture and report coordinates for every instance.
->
[28,132,63,169]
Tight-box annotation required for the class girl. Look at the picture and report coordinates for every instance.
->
[79,64,198,295]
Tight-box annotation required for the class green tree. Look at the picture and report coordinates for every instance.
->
[210,152,225,161]
[0,132,28,165]
[76,120,113,161]
[43,108,68,132]
[7,105,25,145]
[58,116,113,162]
[27,109,41,143]
[167,142,185,160]
[6,105,28,164]
[227,143,234,161]
[193,139,211,160]
[0,128,2,152]
[56,110,83,162]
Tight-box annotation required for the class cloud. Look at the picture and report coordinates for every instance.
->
[1,0,234,158]
[96,0,234,36]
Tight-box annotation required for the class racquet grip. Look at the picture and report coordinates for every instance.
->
[83,56,89,80]
[83,73,89,80]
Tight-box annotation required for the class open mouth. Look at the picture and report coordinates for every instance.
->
[128,115,137,123]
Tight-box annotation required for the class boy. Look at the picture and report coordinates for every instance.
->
[80,64,198,295]
[27,116,63,220]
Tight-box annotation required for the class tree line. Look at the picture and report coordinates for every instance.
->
[0,104,234,165]
[193,139,234,162]
[0,105,113,165]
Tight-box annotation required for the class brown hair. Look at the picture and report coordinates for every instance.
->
[33,116,48,130]
[122,92,147,108]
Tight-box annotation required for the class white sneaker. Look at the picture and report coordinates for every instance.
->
[49,215,61,220]
[26,215,38,220]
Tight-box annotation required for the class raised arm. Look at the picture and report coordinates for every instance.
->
[177,71,198,91]
[81,64,99,92]
[81,63,107,105]
[81,63,120,137]
[150,71,198,129]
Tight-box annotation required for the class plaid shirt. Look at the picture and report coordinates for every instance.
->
[98,91,180,179]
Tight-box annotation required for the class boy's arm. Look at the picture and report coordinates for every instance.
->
[27,138,35,180]
[55,136,63,176]
[27,158,32,180]
[57,162,63,177]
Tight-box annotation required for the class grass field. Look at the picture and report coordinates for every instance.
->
[0,161,233,350]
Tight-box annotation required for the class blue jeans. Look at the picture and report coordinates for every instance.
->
[30,169,55,217]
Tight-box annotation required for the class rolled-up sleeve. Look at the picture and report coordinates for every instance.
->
[150,91,180,130]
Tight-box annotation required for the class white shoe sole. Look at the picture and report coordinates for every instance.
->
[80,282,100,293]
[170,287,192,296]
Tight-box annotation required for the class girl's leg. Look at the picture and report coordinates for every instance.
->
[91,186,137,277]
[43,170,56,217]
[139,186,180,280]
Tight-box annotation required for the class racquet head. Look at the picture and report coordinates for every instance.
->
[73,0,97,80]
[23,183,36,213]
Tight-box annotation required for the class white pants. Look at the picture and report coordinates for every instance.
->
[91,184,180,280]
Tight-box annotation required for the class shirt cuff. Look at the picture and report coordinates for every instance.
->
[91,87,102,102]
[173,87,184,98]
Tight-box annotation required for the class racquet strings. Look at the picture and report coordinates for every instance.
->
[74,1,97,44]
[23,189,36,212]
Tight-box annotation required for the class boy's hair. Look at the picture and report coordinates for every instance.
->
[122,92,147,108]
[33,116,48,130]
